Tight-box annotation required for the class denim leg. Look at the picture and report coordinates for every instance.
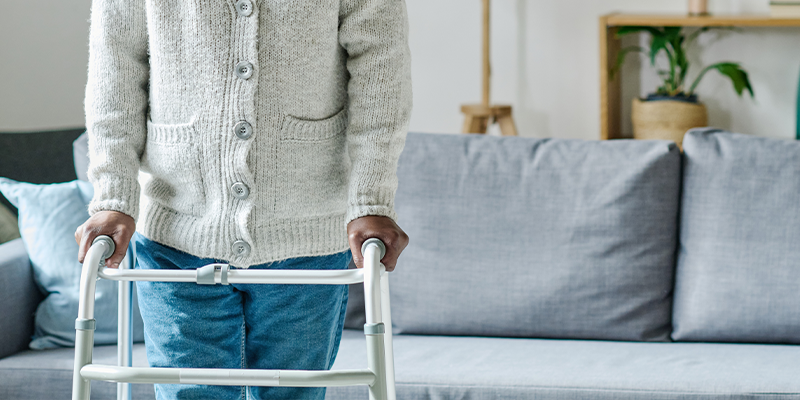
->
[133,232,246,400]
[238,250,351,400]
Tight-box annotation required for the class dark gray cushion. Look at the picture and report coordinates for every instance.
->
[388,133,680,341]
[0,128,85,216]
[0,239,41,359]
[672,129,800,344]
[329,330,800,400]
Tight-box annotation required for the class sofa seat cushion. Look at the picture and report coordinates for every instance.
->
[3,332,799,400]
[0,344,154,400]
[329,330,800,400]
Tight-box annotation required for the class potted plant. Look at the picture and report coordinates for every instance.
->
[613,26,754,147]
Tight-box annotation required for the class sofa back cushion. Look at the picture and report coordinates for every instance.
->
[0,129,85,216]
[672,129,800,344]
[389,133,681,341]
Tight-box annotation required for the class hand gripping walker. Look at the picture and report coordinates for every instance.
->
[72,235,396,400]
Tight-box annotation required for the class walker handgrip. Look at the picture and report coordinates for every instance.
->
[92,235,116,260]
[361,238,386,259]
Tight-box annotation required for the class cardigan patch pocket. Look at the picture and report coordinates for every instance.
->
[140,118,206,216]
[280,107,348,142]
[277,109,349,216]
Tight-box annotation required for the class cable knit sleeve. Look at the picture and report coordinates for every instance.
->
[84,0,149,223]
[339,0,413,225]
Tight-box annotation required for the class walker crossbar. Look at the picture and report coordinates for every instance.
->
[72,235,396,400]
[80,365,376,387]
[98,267,368,285]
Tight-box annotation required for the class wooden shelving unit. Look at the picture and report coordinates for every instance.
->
[599,14,800,140]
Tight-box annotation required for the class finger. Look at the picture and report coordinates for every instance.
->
[77,226,95,264]
[381,239,400,272]
[105,227,133,268]
[105,238,129,268]
[347,231,365,269]
[380,231,409,272]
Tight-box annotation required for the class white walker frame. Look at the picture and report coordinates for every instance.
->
[72,236,396,400]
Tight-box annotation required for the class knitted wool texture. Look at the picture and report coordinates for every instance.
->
[85,0,412,268]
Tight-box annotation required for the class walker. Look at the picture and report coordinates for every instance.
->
[72,235,396,400]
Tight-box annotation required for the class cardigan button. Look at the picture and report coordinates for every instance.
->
[231,182,250,200]
[235,61,253,80]
[232,240,251,258]
[235,0,253,17]
[234,121,252,140]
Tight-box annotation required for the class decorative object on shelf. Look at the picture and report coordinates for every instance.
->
[600,15,800,141]
[688,0,709,16]
[771,1,800,18]
[460,0,518,136]
[613,26,754,147]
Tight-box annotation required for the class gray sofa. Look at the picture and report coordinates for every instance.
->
[2,128,800,399]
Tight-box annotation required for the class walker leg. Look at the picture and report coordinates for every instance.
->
[72,329,94,400]
[366,330,388,400]
[362,239,390,400]
[72,236,113,400]
[380,274,396,400]
[118,248,134,400]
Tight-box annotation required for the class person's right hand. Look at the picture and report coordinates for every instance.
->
[75,210,136,268]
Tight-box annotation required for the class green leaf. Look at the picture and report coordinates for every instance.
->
[663,26,683,42]
[713,62,755,97]
[610,46,647,80]
[688,62,755,98]
[649,34,669,66]
[674,35,689,85]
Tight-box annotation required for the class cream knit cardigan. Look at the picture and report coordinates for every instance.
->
[85,0,412,268]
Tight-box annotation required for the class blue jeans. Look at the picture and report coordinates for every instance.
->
[132,232,350,400]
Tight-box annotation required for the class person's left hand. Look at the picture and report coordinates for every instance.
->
[347,215,409,272]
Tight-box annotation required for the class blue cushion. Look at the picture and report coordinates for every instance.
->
[389,133,681,341]
[672,129,800,344]
[0,178,143,349]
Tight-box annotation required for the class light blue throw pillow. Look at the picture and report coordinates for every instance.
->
[0,178,143,349]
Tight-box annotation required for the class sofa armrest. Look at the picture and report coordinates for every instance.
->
[0,238,42,359]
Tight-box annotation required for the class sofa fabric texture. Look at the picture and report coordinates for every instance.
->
[4,331,800,400]
[327,330,800,400]
[0,203,20,244]
[73,132,89,182]
[0,343,153,400]
[389,133,681,341]
[0,128,85,216]
[673,129,800,344]
[0,239,40,359]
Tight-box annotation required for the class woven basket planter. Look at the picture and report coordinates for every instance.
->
[631,98,708,149]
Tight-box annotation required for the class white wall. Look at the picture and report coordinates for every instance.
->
[407,0,799,139]
[0,0,92,131]
[2,0,798,139]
